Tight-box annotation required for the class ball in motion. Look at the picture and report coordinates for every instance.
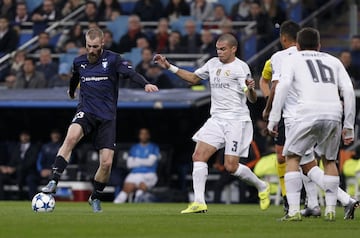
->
[31,192,55,212]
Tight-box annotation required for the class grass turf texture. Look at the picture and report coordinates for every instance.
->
[0,202,359,238]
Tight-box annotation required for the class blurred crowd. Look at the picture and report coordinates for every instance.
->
[1,0,351,90]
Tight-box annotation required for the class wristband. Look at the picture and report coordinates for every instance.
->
[168,64,179,73]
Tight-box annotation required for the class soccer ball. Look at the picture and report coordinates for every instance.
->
[31,193,55,212]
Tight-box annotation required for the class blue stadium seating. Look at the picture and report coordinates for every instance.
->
[170,16,201,35]
[217,0,239,15]
[18,32,33,47]
[243,34,257,61]
[120,1,136,15]
[106,16,129,43]
[26,0,42,14]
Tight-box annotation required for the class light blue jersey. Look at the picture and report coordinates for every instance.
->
[130,143,160,173]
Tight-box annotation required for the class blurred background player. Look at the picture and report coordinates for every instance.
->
[114,128,160,203]
[268,27,355,221]
[41,28,158,212]
[154,33,270,214]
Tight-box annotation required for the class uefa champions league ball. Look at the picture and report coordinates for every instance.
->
[31,192,55,212]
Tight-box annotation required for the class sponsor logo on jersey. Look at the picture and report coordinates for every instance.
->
[81,76,109,82]
[80,64,87,69]
[224,70,230,76]
[216,69,222,76]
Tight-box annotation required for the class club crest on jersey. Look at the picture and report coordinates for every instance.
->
[102,61,108,70]
[216,69,221,76]
[224,70,230,76]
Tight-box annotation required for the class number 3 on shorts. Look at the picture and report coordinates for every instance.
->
[231,141,238,152]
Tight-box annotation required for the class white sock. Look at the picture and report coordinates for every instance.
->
[232,163,267,191]
[192,161,208,204]
[308,166,353,206]
[324,175,339,214]
[301,172,319,209]
[114,191,128,203]
[135,190,144,200]
[285,171,302,216]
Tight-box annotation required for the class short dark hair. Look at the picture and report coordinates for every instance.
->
[297,27,320,51]
[280,20,300,42]
[24,57,35,64]
[217,33,238,48]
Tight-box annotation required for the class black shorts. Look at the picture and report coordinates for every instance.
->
[274,117,285,146]
[72,111,116,150]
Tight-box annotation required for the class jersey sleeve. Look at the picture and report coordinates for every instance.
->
[194,60,210,80]
[337,61,356,130]
[271,54,281,82]
[261,59,272,81]
[236,62,252,91]
[269,57,294,122]
[116,55,136,78]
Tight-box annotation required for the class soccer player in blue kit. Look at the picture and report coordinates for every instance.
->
[41,28,159,212]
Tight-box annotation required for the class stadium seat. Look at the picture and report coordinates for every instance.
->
[18,32,33,47]
[156,145,173,187]
[26,0,42,14]
[106,16,129,43]
[243,34,257,61]
[170,16,201,36]
[289,2,302,22]
[120,1,136,14]
[217,0,239,15]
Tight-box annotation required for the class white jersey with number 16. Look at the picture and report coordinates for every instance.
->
[270,50,355,130]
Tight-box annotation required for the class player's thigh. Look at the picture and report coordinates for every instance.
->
[125,173,142,187]
[63,123,84,145]
[315,121,342,161]
[192,118,224,161]
[142,173,158,188]
[192,118,225,151]
[224,120,252,157]
[283,121,317,158]
[94,119,116,150]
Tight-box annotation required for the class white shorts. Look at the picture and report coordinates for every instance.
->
[192,117,253,157]
[125,172,158,188]
[283,120,341,161]
[285,121,315,165]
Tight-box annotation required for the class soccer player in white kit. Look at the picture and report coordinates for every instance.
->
[153,33,270,213]
[268,28,356,221]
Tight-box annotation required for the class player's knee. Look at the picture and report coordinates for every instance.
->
[224,161,237,174]
[100,159,113,172]
[63,135,78,148]
[192,151,204,162]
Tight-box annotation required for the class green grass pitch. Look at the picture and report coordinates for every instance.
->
[0,202,359,238]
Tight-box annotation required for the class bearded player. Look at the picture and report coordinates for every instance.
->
[41,28,158,212]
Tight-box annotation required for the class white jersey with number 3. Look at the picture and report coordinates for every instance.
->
[195,57,251,121]
[270,50,355,130]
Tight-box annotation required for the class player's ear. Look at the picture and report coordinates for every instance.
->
[296,42,300,51]
[317,43,321,51]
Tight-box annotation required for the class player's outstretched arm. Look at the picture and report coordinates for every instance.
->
[145,84,159,92]
[262,80,278,121]
[153,54,202,85]
[130,72,159,92]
